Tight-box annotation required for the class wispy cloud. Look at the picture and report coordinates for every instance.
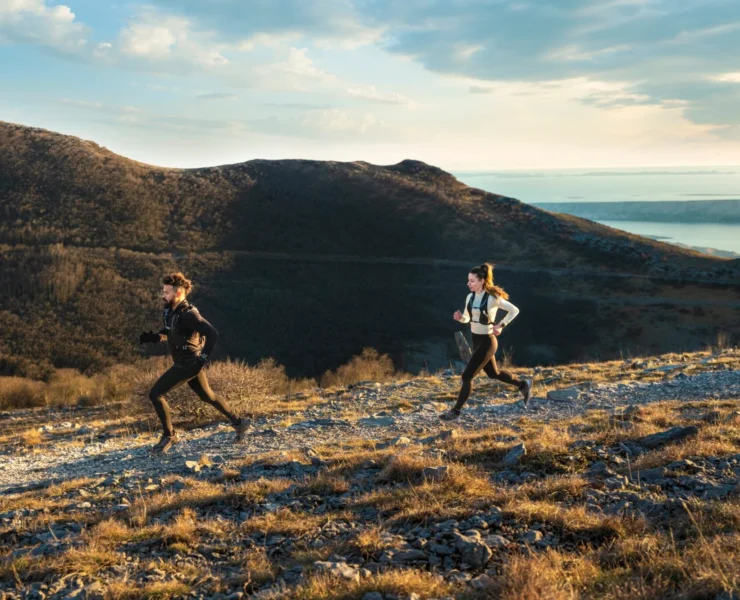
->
[347,86,417,107]
[196,92,237,100]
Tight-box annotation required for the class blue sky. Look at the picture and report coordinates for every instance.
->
[1,0,739,169]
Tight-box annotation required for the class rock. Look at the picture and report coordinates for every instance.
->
[377,437,412,450]
[313,561,360,583]
[362,594,384,600]
[483,534,510,549]
[469,574,494,590]
[702,484,738,500]
[453,532,493,568]
[358,416,397,427]
[702,410,723,424]
[422,466,449,482]
[185,461,201,473]
[523,530,543,544]
[587,461,615,478]
[547,387,580,402]
[455,331,473,362]
[394,549,427,562]
[420,430,458,445]
[636,426,700,450]
[604,476,628,490]
[502,443,526,467]
[429,542,454,556]
[631,467,666,483]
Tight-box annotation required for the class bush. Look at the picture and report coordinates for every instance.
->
[131,357,316,423]
[320,348,397,388]
[0,377,46,409]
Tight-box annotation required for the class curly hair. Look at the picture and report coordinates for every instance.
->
[162,272,193,295]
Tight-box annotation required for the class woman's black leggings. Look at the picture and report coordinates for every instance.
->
[148,361,239,436]
[454,333,523,412]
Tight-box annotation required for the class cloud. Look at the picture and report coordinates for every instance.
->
[117,9,230,68]
[351,0,740,133]
[153,0,383,48]
[347,85,417,107]
[0,0,87,52]
[196,92,237,100]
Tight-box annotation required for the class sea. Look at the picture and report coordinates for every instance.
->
[454,166,740,255]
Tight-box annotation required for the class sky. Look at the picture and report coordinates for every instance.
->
[1,0,740,170]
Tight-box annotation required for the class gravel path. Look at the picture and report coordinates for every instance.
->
[2,368,739,495]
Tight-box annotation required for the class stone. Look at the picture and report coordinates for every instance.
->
[502,443,526,467]
[393,549,427,562]
[702,484,737,500]
[604,476,627,490]
[469,574,494,590]
[523,530,543,544]
[636,426,700,450]
[429,542,454,556]
[483,534,510,549]
[455,331,473,362]
[630,467,666,483]
[702,410,723,424]
[313,561,360,583]
[358,416,397,428]
[377,437,412,450]
[547,387,580,402]
[453,532,492,568]
[362,594,383,600]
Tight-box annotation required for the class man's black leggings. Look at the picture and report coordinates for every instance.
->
[454,333,523,412]
[148,361,239,436]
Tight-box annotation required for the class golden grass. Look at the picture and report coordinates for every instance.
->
[128,477,292,526]
[260,569,454,600]
[503,500,647,541]
[240,509,330,537]
[474,550,598,600]
[242,547,276,586]
[106,581,192,600]
[358,463,495,523]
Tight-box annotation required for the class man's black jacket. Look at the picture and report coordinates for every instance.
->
[157,300,219,363]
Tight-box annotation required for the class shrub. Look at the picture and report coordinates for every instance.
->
[320,348,397,388]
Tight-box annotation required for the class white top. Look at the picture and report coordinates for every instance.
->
[460,291,520,335]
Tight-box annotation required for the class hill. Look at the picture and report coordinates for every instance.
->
[0,121,739,376]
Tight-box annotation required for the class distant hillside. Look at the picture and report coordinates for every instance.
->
[1,121,738,377]
[534,199,740,224]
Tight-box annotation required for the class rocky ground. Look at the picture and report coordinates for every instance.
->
[1,349,739,600]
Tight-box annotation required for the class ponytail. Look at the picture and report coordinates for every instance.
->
[470,263,509,300]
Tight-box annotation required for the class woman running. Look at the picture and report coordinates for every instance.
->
[440,263,532,421]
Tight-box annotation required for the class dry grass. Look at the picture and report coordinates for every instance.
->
[19,428,44,447]
[259,569,454,600]
[240,509,328,537]
[358,462,495,523]
[473,550,598,600]
[106,581,192,600]
[504,500,646,541]
[128,477,292,526]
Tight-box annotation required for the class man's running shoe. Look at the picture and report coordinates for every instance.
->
[151,433,179,454]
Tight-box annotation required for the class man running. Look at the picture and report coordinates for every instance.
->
[139,272,246,453]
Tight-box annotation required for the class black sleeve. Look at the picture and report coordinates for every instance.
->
[182,310,219,356]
